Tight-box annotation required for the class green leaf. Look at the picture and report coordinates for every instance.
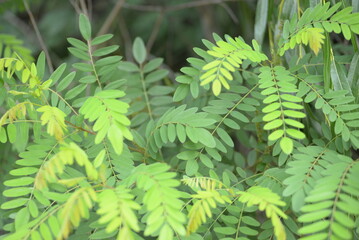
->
[298,221,329,235]
[283,110,306,118]
[216,127,234,147]
[4,177,34,187]
[67,37,88,51]
[28,200,39,218]
[3,187,32,197]
[94,149,106,168]
[263,119,283,130]
[15,207,30,231]
[176,124,186,143]
[64,84,86,100]
[107,124,123,155]
[200,154,214,168]
[145,69,169,83]
[39,223,52,240]
[167,124,176,142]
[79,14,91,41]
[144,58,163,73]
[7,123,16,143]
[10,167,39,176]
[36,52,46,80]
[48,216,60,236]
[56,71,76,92]
[93,45,119,57]
[177,151,198,161]
[197,128,216,148]
[186,159,199,176]
[49,63,67,86]
[95,56,122,67]
[286,129,305,139]
[0,127,7,143]
[1,198,28,209]
[92,34,113,45]
[173,85,189,102]
[96,90,125,98]
[133,37,147,64]
[280,137,293,154]
[214,227,237,235]
[68,47,90,61]
[212,80,221,96]
[268,129,284,141]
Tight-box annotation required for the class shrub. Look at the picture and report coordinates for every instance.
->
[1,1,359,240]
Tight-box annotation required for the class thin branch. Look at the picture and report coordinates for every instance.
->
[122,3,162,12]
[23,0,54,72]
[97,0,126,36]
[3,12,38,45]
[123,0,238,12]
[65,120,96,135]
[118,14,133,61]
[87,0,92,19]
[79,0,88,16]
[166,0,237,12]
[146,13,164,53]
[219,3,239,24]
[69,0,82,15]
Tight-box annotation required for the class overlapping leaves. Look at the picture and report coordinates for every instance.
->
[199,35,267,95]
[298,157,359,240]
[79,90,133,155]
[259,66,305,154]
[279,2,359,55]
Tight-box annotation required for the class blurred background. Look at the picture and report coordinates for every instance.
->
[0,0,257,71]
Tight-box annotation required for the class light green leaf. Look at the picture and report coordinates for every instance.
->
[92,34,113,45]
[133,37,147,64]
[107,124,123,155]
[286,129,305,139]
[94,149,106,168]
[280,137,293,154]
[0,127,7,143]
[15,208,30,231]
[268,129,284,141]
[1,198,28,209]
[7,123,16,143]
[79,14,91,41]
[212,80,221,96]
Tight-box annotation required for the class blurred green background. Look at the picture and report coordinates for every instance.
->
[0,0,257,70]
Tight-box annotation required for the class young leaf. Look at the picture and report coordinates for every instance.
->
[79,14,91,41]
[133,37,147,64]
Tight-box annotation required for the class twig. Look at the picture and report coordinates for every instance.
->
[23,0,54,72]
[87,0,92,19]
[123,0,238,12]
[97,0,126,36]
[122,3,162,12]
[79,0,88,16]
[220,3,239,24]
[166,0,237,12]
[65,120,96,135]
[3,12,38,45]
[146,13,164,53]
[118,14,133,61]
[69,0,82,15]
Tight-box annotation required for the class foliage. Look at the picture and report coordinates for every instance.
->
[1,1,359,240]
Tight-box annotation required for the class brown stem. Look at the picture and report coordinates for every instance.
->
[122,0,237,12]
[65,120,96,135]
[97,0,126,36]
[146,13,164,53]
[23,0,54,72]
